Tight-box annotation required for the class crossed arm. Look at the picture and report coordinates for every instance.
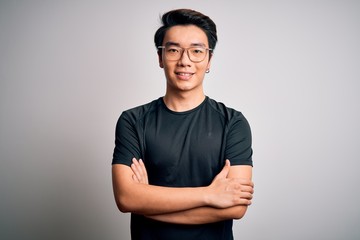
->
[112,158,253,225]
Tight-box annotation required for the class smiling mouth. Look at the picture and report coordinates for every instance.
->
[176,72,194,76]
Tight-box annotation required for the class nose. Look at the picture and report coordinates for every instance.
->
[177,49,192,66]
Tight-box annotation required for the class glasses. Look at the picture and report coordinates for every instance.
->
[158,45,212,63]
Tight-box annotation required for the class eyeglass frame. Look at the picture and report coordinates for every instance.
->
[157,45,213,63]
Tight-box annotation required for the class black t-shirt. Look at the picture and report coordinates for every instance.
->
[112,96,253,240]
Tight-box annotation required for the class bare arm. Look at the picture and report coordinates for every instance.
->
[112,159,252,216]
[146,205,247,225]
[129,159,253,224]
[146,165,253,224]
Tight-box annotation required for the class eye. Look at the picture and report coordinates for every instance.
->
[191,48,205,55]
[166,47,180,53]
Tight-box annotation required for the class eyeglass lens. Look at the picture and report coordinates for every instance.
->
[164,46,208,62]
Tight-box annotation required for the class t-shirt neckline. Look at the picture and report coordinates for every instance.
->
[160,96,208,115]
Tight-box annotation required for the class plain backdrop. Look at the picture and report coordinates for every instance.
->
[1,0,359,239]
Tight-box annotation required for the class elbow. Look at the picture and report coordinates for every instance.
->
[114,194,134,213]
[116,202,130,213]
[232,206,248,220]
[113,183,144,214]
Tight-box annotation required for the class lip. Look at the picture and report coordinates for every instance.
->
[175,71,194,80]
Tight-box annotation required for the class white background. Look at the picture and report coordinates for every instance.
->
[1,0,359,239]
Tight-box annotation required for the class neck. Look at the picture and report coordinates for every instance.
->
[163,90,206,112]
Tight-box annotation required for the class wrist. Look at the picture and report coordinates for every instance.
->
[201,186,212,207]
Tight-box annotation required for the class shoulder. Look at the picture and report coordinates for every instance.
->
[206,97,247,124]
[118,98,162,125]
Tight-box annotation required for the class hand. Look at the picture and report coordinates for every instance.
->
[131,158,148,184]
[206,160,254,208]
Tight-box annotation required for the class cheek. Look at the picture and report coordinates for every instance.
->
[162,63,172,72]
[197,62,209,72]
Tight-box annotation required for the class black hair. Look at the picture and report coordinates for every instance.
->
[154,9,217,52]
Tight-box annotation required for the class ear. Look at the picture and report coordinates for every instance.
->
[158,51,164,68]
[206,53,213,71]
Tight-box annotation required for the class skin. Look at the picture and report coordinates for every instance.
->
[112,25,254,224]
[130,158,253,224]
[159,25,212,111]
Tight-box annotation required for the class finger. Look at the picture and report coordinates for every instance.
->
[232,178,254,187]
[232,196,252,206]
[133,158,145,177]
[240,191,253,200]
[131,159,143,182]
[139,159,146,170]
[132,158,144,176]
[230,180,254,194]
[132,174,139,183]
[243,200,252,206]
[131,163,141,181]
[237,195,253,205]
[225,159,230,166]
[137,159,146,175]
[240,185,254,194]
[214,159,231,180]
[132,158,149,184]
[139,159,148,182]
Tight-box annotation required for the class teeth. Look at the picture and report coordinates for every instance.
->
[177,73,192,76]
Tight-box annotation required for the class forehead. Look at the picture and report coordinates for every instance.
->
[163,25,209,47]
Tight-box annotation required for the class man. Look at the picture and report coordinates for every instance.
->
[112,9,254,240]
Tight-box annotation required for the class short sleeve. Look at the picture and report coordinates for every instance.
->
[225,114,253,166]
[112,112,142,166]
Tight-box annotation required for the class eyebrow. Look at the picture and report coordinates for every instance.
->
[164,42,207,48]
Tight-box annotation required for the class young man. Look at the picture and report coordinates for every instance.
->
[112,9,254,240]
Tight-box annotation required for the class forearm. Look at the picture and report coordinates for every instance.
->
[113,160,253,216]
[146,205,249,225]
[142,163,253,224]
[118,184,209,215]
[112,164,209,215]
